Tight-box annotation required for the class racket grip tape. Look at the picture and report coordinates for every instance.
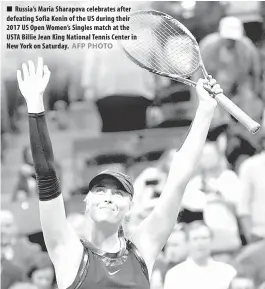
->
[214,93,261,134]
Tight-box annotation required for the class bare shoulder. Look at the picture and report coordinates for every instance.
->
[240,154,261,171]
[165,261,188,278]
[212,260,237,277]
[220,169,239,179]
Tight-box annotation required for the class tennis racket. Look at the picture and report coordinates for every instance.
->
[120,10,261,134]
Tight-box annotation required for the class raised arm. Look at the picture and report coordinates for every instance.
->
[131,78,222,273]
[17,58,83,289]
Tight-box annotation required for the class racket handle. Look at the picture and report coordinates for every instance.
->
[214,93,260,134]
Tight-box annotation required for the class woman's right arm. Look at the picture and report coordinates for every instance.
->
[17,58,83,289]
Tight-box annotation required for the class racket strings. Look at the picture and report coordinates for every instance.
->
[153,17,196,66]
[129,16,182,75]
[124,13,200,77]
[144,15,198,74]
[128,19,171,73]
[127,21,185,75]
[139,14,199,72]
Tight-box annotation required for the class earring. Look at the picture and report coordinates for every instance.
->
[124,214,131,223]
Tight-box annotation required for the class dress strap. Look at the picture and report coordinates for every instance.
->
[127,240,149,281]
[67,241,90,289]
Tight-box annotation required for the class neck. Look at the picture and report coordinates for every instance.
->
[203,166,222,178]
[88,222,121,253]
[191,255,210,266]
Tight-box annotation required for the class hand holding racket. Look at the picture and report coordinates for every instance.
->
[120,10,260,134]
[196,77,222,109]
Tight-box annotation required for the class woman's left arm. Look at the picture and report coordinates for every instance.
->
[131,78,222,273]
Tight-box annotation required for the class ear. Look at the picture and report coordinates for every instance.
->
[124,209,132,226]
[124,200,133,221]
[128,199,134,211]
[84,194,90,212]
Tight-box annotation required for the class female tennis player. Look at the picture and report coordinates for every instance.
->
[17,57,222,289]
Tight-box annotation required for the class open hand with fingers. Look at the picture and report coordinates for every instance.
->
[17,57,51,113]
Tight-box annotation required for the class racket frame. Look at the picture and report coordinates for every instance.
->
[121,9,261,134]
[121,10,201,87]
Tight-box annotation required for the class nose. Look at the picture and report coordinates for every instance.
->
[103,189,113,202]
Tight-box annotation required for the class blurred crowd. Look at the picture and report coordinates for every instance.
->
[1,1,265,289]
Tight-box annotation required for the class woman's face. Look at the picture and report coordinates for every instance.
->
[187,226,212,260]
[31,267,54,289]
[165,230,188,264]
[86,177,132,226]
